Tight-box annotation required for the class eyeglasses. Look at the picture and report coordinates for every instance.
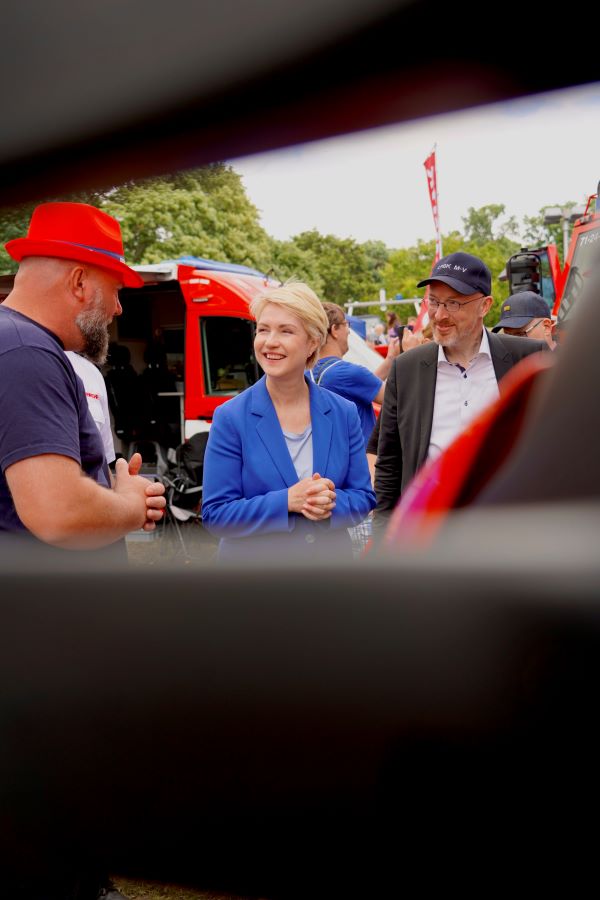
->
[428,294,485,314]
[503,319,542,337]
[330,320,350,333]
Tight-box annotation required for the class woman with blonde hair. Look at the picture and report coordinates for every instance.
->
[202,282,375,562]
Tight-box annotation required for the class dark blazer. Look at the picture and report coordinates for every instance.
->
[202,375,375,562]
[375,331,548,515]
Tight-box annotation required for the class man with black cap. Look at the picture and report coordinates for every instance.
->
[375,251,548,519]
[492,290,557,350]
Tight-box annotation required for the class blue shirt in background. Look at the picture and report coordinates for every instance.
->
[309,357,381,447]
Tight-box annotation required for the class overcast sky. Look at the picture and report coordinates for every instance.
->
[230,83,600,250]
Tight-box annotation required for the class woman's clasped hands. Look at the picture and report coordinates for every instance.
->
[288,472,336,521]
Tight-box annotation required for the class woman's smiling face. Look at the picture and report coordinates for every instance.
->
[254,302,318,379]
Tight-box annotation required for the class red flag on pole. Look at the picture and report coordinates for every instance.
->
[415,148,442,332]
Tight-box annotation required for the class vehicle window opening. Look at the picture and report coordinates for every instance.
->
[201,316,259,395]
[106,281,185,453]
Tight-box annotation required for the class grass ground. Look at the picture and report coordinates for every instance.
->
[125,518,219,569]
[114,878,252,900]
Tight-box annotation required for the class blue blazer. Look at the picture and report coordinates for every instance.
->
[202,376,376,562]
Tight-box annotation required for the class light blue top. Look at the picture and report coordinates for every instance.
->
[202,375,375,562]
[282,424,313,481]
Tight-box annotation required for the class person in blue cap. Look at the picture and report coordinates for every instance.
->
[492,291,556,350]
[374,251,549,522]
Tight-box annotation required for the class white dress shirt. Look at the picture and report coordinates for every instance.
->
[427,329,499,461]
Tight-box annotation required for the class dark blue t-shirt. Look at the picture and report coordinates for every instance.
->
[310,357,381,447]
[0,307,108,534]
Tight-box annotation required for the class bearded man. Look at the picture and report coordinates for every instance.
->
[0,201,165,547]
[374,251,548,518]
[0,203,167,899]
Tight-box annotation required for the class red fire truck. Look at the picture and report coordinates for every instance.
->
[504,185,600,323]
[0,256,273,453]
[114,256,382,450]
[0,255,382,455]
[555,189,600,323]
[115,257,272,447]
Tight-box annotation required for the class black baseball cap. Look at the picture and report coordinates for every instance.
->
[417,251,492,296]
[492,291,551,332]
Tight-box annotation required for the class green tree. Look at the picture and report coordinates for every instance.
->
[462,204,519,243]
[0,165,275,278]
[382,231,457,323]
[362,239,390,286]
[521,201,578,264]
[382,215,520,326]
[104,164,272,270]
[270,234,389,308]
[268,238,324,292]
[465,233,520,325]
[0,188,106,274]
[0,201,39,274]
[0,183,551,333]
[279,230,381,307]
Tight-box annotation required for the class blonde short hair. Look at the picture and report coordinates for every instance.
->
[250,281,329,369]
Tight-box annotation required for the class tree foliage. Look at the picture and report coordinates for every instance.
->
[0,202,39,274]
[0,164,571,331]
[272,230,385,308]
[461,204,518,244]
[0,165,273,275]
[269,238,324,293]
[521,201,578,264]
[382,227,520,326]
[362,239,390,285]
[0,189,105,274]
[104,164,272,270]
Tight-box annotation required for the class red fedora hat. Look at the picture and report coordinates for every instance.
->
[5,201,144,288]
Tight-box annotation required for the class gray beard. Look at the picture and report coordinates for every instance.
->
[75,293,110,365]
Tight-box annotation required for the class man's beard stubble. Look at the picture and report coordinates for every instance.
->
[432,321,456,349]
[75,289,110,364]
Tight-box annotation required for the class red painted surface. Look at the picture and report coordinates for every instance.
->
[177,264,271,423]
[557,213,600,313]
[546,243,562,317]
[382,352,555,550]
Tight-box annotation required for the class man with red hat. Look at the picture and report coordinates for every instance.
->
[0,201,165,552]
[1,203,165,898]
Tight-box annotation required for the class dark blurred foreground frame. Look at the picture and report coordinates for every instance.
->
[0,0,597,204]
[2,0,600,894]
[2,525,600,897]
[6,276,600,894]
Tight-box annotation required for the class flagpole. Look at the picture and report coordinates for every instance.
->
[415,145,442,332]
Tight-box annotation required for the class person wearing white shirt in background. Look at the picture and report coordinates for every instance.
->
[66,350,116,471]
